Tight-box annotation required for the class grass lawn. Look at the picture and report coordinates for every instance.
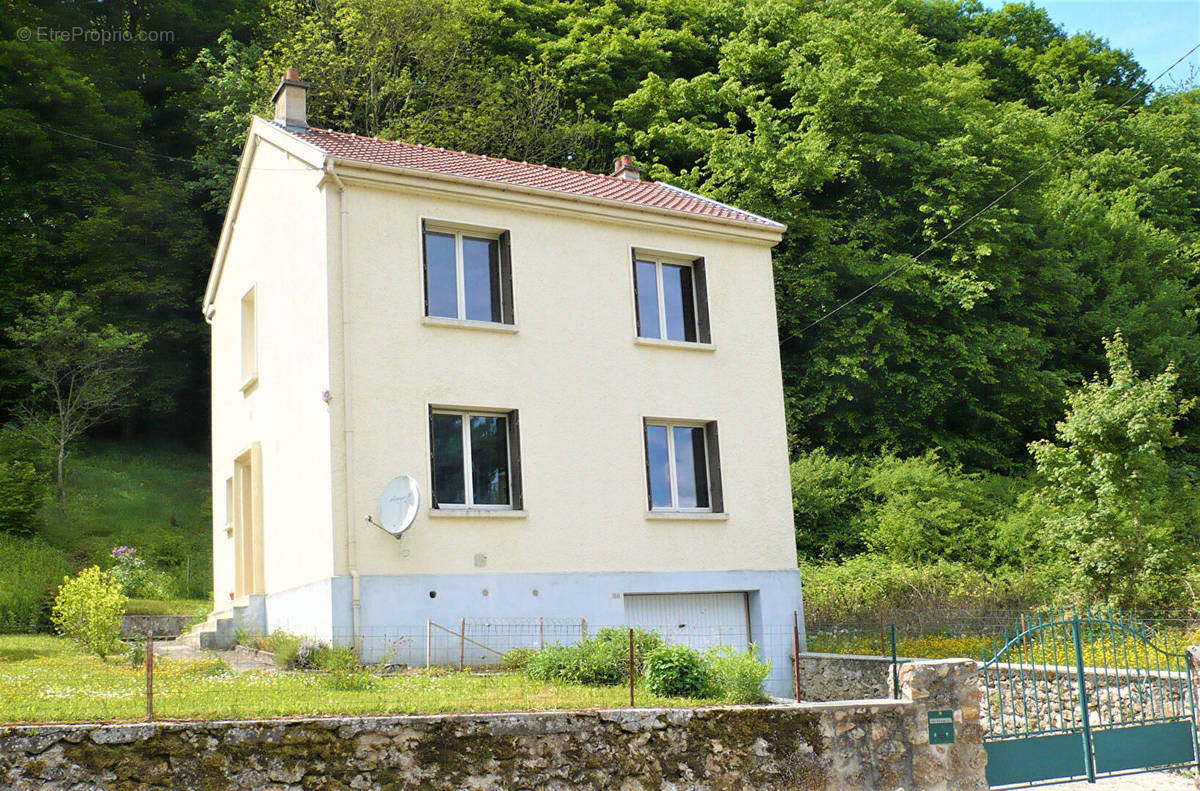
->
[125,598,211,617]
[0,636,705,724]
[38,440,212,599]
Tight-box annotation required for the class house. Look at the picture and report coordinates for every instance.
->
[200,70,805,692]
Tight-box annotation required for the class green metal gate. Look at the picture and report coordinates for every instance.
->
[982,610,1199,788]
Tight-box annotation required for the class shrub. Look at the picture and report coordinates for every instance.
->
[0,460,47,536]
[592,627,663,675]
[704,645,770,703]
[125,632,147,668]
[644,644,709,698]
[526,628,664,686]
[791,448,870,560]
[108,546,177,600]
[0,534,71,630]
[51,566,127,658]
[317,645,374,690]
[502,647,537,671]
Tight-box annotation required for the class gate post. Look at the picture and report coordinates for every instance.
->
[1071,614,1095,783]
[1185,646,1200,772]
[898,659,988,790]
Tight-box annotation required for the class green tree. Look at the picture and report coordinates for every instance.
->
[5,293,146,503]
[1030,332,1199,607]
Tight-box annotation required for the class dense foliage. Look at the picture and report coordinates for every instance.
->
[799,332,1200,614]
[3,0,1197,467]
[0,535,70,630]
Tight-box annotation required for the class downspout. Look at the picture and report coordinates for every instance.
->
[326,159,362,656]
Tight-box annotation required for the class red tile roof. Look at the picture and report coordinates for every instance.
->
[273,123,783,230]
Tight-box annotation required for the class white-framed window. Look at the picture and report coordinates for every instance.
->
[423,223,514,324]
[430,407,522,509]
[633,253,710,343]
[240,285,257,389]
[643,419,722,512]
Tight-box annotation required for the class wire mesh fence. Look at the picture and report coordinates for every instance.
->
[264,618,802,674]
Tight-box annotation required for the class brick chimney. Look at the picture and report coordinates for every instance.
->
[611,154,642,181]
[272,68,310,130]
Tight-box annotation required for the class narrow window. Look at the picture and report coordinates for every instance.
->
[430,408,520,508]
[632,253,709,342]
[643,420,721,512]
[224,477,234,537]
[423,224,511,323]
[240,286,257,386]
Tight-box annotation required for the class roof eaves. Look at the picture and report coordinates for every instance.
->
[655,182,786,231]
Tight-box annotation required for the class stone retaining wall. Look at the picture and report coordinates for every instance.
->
[796,652,909,701]
[0,660,987,791]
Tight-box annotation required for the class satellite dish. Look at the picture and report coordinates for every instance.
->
[375,475,419,539]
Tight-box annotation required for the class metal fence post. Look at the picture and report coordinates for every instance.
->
[145,629,154,722]
[629,628,635,707]
[1072,613,1095,782]
[793,610,801,703]
[425,619,431,670]
[459,617,466,671]
[890,624,899,699]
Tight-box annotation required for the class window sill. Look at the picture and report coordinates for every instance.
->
[423,317,518,334]
[646,511,729,521]
[635,338,715,352]
[430,508,528,519]
[239,374,259,394]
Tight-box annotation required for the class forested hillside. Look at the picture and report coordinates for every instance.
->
[2,0,1198,611]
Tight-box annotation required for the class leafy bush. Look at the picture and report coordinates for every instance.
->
[316,645,374,690]
[108,546,177,600]
[0,535,71,631]
[791,449,870,560]
[0,460,47,536]
[644,644,709,698]
[502,647,536,671]
[704,645,770,703]
[125,632,147,668]
[51,566,127,658]
[526,628,663,686]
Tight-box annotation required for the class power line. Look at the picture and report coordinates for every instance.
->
[28,119,305,173]
[782,40,1200,342]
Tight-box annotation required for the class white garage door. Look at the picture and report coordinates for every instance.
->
[623,592,750,652]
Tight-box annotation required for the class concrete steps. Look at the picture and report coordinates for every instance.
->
[188,609,235,650]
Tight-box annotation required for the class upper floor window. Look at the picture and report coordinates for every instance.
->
[423,223,514,324]
[240,285,257,390]
[430,407,523,509]
[633,253,710,343]
[643,419,722,512]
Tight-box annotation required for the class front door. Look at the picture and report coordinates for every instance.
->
[232,443,263,599]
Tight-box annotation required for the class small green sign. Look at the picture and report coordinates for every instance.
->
[929,710,955,744]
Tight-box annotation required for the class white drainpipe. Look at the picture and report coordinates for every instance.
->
[325,159,361,655]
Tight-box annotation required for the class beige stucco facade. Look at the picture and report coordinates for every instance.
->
[205,118,804,686]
